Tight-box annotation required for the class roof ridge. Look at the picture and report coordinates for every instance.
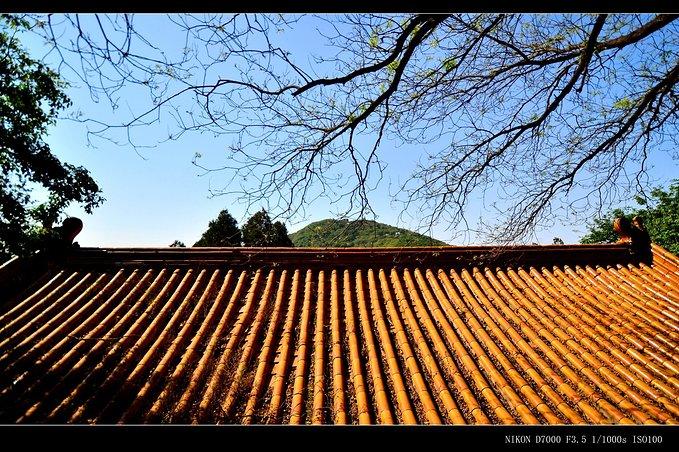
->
[54,243,639,269]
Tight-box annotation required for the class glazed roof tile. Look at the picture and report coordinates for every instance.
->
[0,243,677,424]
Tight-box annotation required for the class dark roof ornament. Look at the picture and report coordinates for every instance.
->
[42,217,83,256]
[613,215,652,261]
[612,216,633,243]
[58,217,83,244]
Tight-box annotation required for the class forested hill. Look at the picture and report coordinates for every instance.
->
[288,219,448,247]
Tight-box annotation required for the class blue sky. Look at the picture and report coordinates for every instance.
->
[20,14,678,247]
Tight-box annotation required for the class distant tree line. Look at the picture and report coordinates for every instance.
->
[171,208,293,248]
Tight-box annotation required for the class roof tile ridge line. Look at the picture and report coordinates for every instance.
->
[0,255,20,273]
[71,244,633,255]
[0,253,48,290]
[2,248,78,270]
[63,245,639,269]
[0,255,40,306]
[74,244,620,250]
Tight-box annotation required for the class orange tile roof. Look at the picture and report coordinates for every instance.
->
[0,243,677,424]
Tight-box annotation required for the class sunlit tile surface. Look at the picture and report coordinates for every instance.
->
[0,244,677,424]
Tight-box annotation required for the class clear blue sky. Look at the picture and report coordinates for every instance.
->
[21,14,678,247]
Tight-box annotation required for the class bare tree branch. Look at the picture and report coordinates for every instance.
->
[19,13,679,242]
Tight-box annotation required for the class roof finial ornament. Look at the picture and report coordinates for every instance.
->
[612,216,633,243]
[59,217,84,244]
[613,215,651,261]
[41,217,83,256]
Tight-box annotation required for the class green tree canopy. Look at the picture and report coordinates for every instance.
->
[241,209,293,247]
[169,240,186,247]
[580,180,679,255]
[193,209,242,247]
[0,15,103,261]
[288,218,447,247]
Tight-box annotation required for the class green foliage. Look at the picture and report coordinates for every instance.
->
[193,209,242,247]
[580,208,628,245]
[169,240,186,247]
[368,32,379,49]
[289,218,448,247]
[612,97,634,110]
[241,209,293,247]
[0,15,104,261]
[580,180,679,255]
[442,57,458,71]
